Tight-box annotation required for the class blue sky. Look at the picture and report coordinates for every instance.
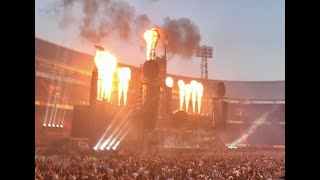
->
[35,0,284,81]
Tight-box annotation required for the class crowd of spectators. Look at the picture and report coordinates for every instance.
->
[35,151,284,180]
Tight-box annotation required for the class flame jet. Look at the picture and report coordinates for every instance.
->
[184,84,192,113]
[190,80,198,114]
[117,67,131,106]
[94,50,117,102]
[178,80,185,110]
[143,28,160,60]
[197,82,203,114]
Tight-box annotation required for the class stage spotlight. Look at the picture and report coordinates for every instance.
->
[60,125,63,128]
[52,124,55,127]
[43,124,46,127]
[93,147,97,151]
[100,138,111,150]
[165,77,174,88]
[112,141,120,150]
[107,138,117,150]
[48,124,51,127]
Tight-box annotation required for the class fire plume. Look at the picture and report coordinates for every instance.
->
[94,50,117,102]
[190,80,198,114]
[178,80,185,110]
[184,84,192,113]
[197,82,203,114]
[117,67,131,106]
[143,28,160,60]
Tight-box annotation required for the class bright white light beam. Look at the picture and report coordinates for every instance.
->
[99,109,134,150]
[228,105,279,148]
[94,107,127,150]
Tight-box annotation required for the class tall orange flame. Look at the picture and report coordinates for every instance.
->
[178,80,185,110]
[117,67,131,106]
[143,28,160,60]
[190,80,198,114]
[94,50,117,102]
[184,84,192,113]
[117,69,123,106]
[197,82,203,114]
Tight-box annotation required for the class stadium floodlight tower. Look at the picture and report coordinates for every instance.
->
[195,45,213,80]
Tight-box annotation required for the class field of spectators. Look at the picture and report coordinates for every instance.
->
[35,151,285,180]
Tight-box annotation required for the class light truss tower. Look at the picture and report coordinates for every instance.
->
[195,45,213,80]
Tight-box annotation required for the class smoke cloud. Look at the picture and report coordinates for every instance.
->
[160,17,201,59]
[41,0,201,58]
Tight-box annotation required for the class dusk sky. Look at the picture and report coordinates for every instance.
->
[35,0,284,81]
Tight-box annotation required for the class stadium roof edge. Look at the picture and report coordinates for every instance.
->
[35,37,284,83]
[35,36,92,59]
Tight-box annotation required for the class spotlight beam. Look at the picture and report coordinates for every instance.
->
[228,105,279,148]
[43,79,59,126]
[48,88,59,127]
[94,107,128,149]
[112,124,132,150]
[52,81,66,127]
[96,108,133,150]
[100,109,134,149]
[56,104,63,127]
[43,86,53,126]
[112,141,120,150]
[52,97,61,127]
[48,78,63,127]
[106,117,133,149]
[57,81,72,127]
